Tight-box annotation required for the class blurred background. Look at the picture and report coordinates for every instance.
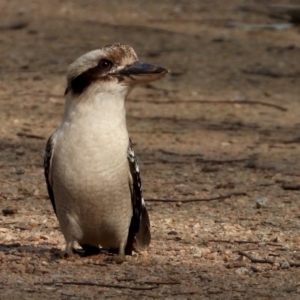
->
[1,0,300,298]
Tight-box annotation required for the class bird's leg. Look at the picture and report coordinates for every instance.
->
[105,242,126,264]
[125,232,135,255]
[114,243,126,264]
[63,240,75,257]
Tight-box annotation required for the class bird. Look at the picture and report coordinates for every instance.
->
[44,43,168,262]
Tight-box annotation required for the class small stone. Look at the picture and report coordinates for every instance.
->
[292,237,300,244]
[206,252,217,261]
[15,168,25,175]
[25,264,35,274]
[0,228,8,233]
[29,220,38,227]
[272,237,280,243]
[164,218,173,224]
[2,208,18,216]
[200,248,211,257]
[284,286,297,293]
[167,231,178,235]
[202,166,219,173]
[224,249,232,256]
[30,235,40,242]
[235,267,249,276]
[223,255,229,262]
[15,149,25,156]
[189,246,202,257]
[256,197,268,208]
[292,253,300,260]
[281,262,290,269]
[193,223,200,230]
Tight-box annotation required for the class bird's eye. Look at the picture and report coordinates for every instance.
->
[98,59,113,71]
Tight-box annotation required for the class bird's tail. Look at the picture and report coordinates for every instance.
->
[134,205,151,252]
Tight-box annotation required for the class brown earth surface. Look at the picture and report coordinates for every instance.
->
[1,0,300,299]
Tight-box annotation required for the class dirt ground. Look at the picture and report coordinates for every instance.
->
[1,0,300,299]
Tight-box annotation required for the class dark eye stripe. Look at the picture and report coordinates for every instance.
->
[69,60,114,95]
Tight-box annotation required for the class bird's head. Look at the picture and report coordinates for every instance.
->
[66,43,169,96]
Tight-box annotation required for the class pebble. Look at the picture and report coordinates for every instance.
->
[281,262,290,269]
[2,208,18,215]
[164,218,173,224]
[235,267,249,276]
[292,253,300,260]
[206,252,217,261]
[272,264,280,270]
[223,255,229,262]
[292,237,300,244]
[189,246,202,257]
[256,197,268,208]
[167,230,178,235]
[15,168,25,175]
[200,248,211,257]
[29,220,38,227]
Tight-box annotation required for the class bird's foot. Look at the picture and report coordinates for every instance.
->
[104,254,126,264]
[80,244,101,256]
[61,241,77,258]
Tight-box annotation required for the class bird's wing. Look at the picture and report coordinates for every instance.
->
[126,139,151,254]
[44,133,57,214]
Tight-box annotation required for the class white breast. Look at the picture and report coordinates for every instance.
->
[50,89,132,248]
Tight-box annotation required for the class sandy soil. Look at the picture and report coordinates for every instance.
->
[1,0,300,299]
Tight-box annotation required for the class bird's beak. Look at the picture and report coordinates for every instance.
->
[112,61,169,84]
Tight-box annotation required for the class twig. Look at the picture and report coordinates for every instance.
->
[0,163,42,168]
[17,132,45,140]
[6,92,288,112]
[208,239,282,247]
[232,247,259,253]
[13,225,31,231]
[147,192,247,203]
[116,277,180,285]
[170,291,197,296]
[281,182,300,190]
[2,208,18,216]
[140,281,180,285]
[128,99,287,112]
[143,160,186,165]
[0,243,21,248]
[3,92,62,98]
[238,251,274,264]
[243,68,299,79]
[34,281,157,291]
[0,221,17,226]
[240,252,300,269]
[158,149,201,157]
[158,149,253,164]
[196,157,249,164]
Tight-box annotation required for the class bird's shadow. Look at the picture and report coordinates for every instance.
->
[0,242,118,262]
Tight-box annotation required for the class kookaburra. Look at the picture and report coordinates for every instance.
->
[44,43,168,262]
